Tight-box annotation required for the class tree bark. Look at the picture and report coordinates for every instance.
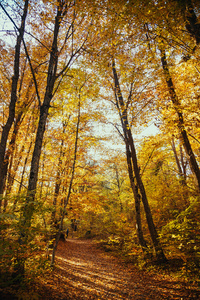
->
[125,142,147,250]
[23,4,63,227]
[0,0,29,206]
[160,48,200,191]
[112,68,147,249]
[112,61,167,262]
[13,4,65,279]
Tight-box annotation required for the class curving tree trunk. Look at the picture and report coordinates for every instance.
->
[112,61,167,262]
[160,48,200,191]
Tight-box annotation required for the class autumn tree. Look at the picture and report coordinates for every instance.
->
[78,0,167,261]
[111,60,166,261]
[21,0,94,230]
[0,0,29,206]
[0,0,98,279]
[158,45,200,190]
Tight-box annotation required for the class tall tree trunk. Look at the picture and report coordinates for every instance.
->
[112,69,147,249]
[0,0,29,206]
[23,4,63,228]
[112,61,167,262]
[51,98,81,266]
[160,48,200,191]
[14,4,65,279]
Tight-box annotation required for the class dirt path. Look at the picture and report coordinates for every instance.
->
[38,239,199,300]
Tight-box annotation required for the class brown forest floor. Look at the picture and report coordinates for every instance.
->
[35,238,200,300]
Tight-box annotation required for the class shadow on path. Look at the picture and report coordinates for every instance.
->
[39,239,199,300]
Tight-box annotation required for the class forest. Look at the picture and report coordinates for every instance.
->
[0,0,200,298]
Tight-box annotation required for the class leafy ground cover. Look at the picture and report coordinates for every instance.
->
[10,238,199,300]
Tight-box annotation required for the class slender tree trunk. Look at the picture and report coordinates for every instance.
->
[49,133,65,250]
[113,164,123,211]
[52,177,61,224]
[160,48,200,191]
[125,143,147,250]
[4,88,35,196]
[51,98,81,266]
[12,136,34,212]
[51,121,69,225]
[3,111,26,202]
[171,137,187,186]
[112,61,167,262]
[112,67,147,249]
[6,115,34,197]
[17,126,35,194]
[180,145,187,182]
[127,128,166,262]
[0,0,29,206]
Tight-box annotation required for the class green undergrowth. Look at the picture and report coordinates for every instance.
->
[96,235,200,286]
[92,197,200,286]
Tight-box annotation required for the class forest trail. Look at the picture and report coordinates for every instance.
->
[38,239,199,300]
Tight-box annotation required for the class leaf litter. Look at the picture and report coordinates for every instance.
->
[36,238,200,300]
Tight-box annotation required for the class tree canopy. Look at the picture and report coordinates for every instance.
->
[0,0,200,290]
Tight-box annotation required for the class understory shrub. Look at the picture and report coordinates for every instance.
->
[160,197,200,280]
